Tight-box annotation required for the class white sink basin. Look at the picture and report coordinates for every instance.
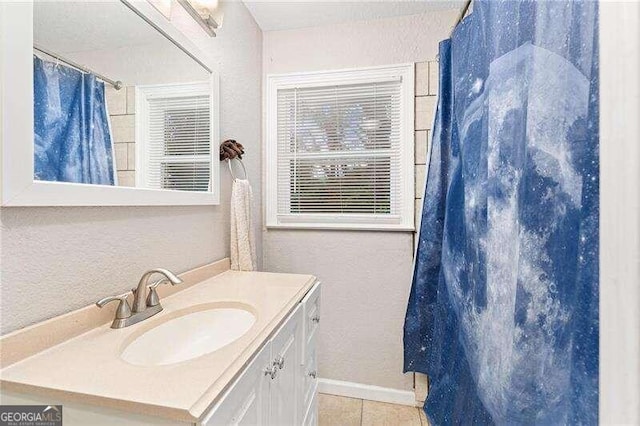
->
[121,306,256,366]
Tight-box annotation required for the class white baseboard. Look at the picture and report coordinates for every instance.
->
[318,378,416,406]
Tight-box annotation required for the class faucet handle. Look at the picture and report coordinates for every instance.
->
[146,278,178,307]
[96,293,132,319]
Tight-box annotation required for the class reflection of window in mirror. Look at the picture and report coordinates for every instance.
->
[135,83,213,192]
[31,0,214,195]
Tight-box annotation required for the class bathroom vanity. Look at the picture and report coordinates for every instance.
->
[205,283,320,426]
[0,261,320,426]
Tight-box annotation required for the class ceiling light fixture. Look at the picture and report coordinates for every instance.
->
[177,0,223,37]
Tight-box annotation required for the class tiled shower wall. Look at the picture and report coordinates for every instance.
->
[413,60,438,404]
[414,60,438,240]
[105,86,136,187]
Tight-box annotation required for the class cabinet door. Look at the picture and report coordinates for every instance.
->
[201,342,271,426]
[269,304,303,426]
[300,282,321,420]
[301,282,321,360]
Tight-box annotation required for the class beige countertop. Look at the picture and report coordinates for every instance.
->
[0,269,316,422]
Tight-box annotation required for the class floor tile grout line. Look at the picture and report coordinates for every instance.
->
[318,393,426,426]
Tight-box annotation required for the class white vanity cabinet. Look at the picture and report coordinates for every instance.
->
[201,282,320,426]
[0,279,321,426]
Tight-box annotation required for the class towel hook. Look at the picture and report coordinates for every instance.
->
[227,158,248,181]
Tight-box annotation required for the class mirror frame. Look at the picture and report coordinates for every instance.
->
[0,1,220,206]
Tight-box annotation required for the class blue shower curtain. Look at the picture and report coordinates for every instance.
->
[34,56,115,185]
[404,1,599,424]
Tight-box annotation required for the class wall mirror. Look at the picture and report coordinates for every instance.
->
[0,1,220,206]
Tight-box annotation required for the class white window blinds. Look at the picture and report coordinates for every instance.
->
[138,83,213,192]
[267,65,414,230]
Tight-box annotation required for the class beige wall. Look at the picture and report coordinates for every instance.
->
[262,10,457,392]
[0,1,263,335]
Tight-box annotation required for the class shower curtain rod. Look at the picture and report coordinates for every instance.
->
[450,0,473,37]
[33,45,124,90]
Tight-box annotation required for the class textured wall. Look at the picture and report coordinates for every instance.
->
[263,10,456,74]
[262,10,457,391]
[263,231,415,390]
[0,2,263,334]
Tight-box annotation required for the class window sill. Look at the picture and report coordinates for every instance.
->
[265,222,415,232]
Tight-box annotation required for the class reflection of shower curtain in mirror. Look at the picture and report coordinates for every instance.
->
[33,56,115,185]
[404,0,599,424]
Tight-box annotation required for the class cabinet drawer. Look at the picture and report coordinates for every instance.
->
[301,281,321,359]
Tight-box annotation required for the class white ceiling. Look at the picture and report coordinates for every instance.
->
[33,1,208,85]
[33,2,163,54]
[242,1,464,31]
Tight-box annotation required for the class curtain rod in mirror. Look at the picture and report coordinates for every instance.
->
[33,44,124,90]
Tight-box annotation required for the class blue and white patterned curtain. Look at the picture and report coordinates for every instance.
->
[34,55,115,185]
[404,1,599,424]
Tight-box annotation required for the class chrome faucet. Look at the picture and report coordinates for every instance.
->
[132,268,182,312]
[96,268,183,329]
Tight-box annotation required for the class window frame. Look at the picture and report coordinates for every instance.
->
[135,80,218,197]
[265,64,415,231]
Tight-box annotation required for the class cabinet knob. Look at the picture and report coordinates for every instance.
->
[273,355,285,370]
[307,371,317,379]
[311,315,320,324]
[264,365,277,379]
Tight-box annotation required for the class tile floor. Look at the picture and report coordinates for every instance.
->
[318,393,429,426]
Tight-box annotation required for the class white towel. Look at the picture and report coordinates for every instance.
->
[230,178,256,271]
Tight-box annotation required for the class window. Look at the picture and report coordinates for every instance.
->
[136,82,216,193]
[266,64,414,230]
